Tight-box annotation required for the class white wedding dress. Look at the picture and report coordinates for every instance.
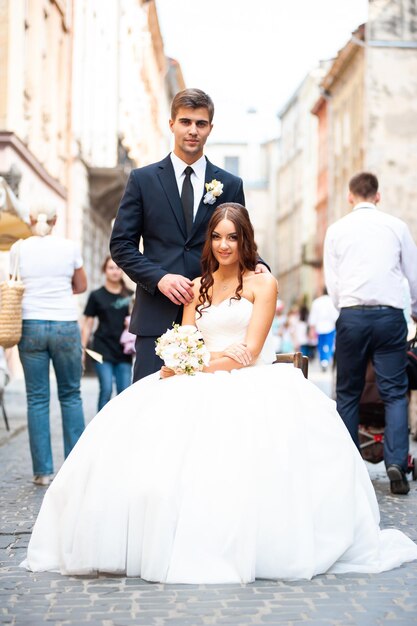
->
[22,298,417,583]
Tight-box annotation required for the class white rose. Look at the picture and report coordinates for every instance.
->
[163,345,181,367]
[187,356,200,370]
[212,182,223,197]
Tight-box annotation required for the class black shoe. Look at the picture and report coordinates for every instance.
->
[386,464,410,495]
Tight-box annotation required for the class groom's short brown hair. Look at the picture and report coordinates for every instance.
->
[171,88,214,123]
[349,172,379,199]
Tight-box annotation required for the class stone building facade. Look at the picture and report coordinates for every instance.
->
[365,0,417,236]
[310,25,366,296]
[319,25,366,227]
[0,0,71,235]
[275,68,326,307]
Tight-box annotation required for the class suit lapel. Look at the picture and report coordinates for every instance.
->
[191,158,219,236]
[157,156,187,238]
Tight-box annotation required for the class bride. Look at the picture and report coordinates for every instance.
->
[22,203,417,583]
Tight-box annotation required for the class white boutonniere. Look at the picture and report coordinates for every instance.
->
[203,179,223,205]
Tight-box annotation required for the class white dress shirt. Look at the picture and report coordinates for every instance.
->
[170,152,206,219]
[324,202,417,317]
[308,295,339,334]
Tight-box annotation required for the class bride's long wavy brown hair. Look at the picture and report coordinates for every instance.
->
[196,203,258,317]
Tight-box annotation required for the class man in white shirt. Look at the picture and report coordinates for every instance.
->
[324,172,417,495]
[308,288,339,371]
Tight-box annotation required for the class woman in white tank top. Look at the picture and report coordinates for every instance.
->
[9,205,87,486]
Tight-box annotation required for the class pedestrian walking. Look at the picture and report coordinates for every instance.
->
[81,256,133,411]
[308,288,339,371]
[296,304,310,357]
[9,205,87,486]
[280,305,297,352]
[110,88,268,382]
[324,172,417,494]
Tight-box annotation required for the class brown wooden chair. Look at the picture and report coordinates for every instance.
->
[274,352,309,379]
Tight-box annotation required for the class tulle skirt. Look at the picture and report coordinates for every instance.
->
[21,364,417,583]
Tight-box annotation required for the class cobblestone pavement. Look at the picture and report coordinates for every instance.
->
[1,367,417,626]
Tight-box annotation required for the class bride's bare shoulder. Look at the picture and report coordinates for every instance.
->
[248,271,278,293]
[242,271,277,303]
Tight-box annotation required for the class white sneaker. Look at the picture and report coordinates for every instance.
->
[32,475,51,486]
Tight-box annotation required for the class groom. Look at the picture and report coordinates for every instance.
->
[110,88,267,381]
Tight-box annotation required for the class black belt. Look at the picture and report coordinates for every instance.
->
[342,305,397,310]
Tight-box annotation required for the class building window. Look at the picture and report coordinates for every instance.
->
[224,156,240,176]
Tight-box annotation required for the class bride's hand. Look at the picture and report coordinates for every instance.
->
[160,366,176,379]
[222,343,253,366]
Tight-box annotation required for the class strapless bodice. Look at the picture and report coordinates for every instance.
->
[196,297,276,365]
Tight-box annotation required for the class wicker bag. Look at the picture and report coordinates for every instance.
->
[0,241,25,348]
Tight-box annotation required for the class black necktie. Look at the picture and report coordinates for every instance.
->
[181,166,194,236]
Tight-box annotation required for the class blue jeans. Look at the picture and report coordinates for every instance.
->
[94,361,132,411]
[317,330,336,366]
[18,320,85,476]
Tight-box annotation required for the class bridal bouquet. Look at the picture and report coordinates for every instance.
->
[155,324,210,375]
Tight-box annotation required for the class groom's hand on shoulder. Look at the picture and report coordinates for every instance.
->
[158,274,194,305]
[255,263,270,274]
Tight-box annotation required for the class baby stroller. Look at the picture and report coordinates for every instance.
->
[358,360,417,479]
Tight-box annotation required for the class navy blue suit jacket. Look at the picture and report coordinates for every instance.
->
[110,155,245,336]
